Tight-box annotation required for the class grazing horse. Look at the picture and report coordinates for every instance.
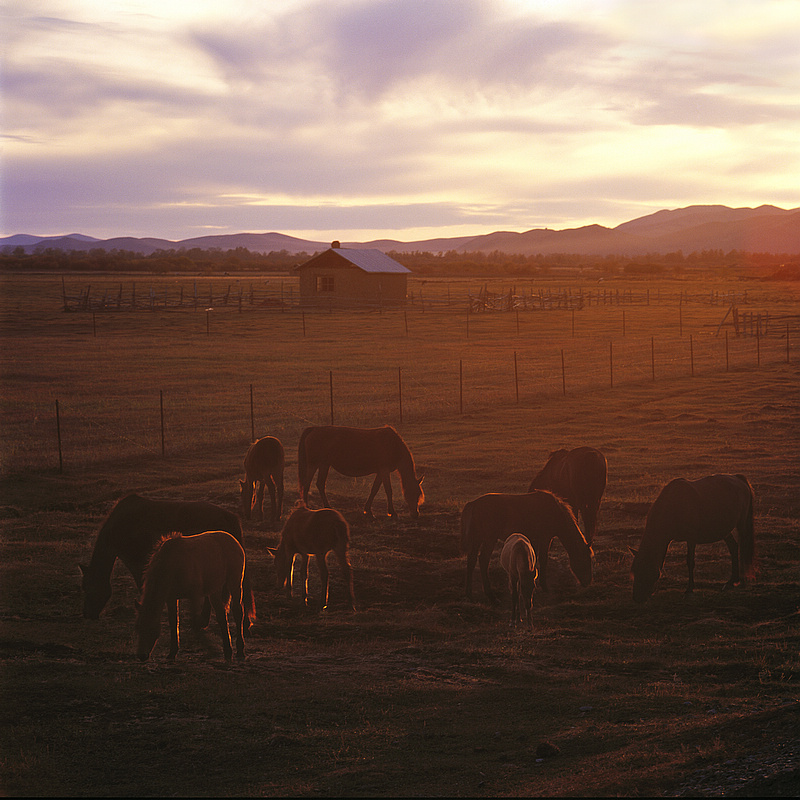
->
[79,493,255,633]
[500,534,538,629]
[461,490,593,603]
[240,435,285,527]
[135,531,246,662]
[631,474,756,603]
[298,425,424,518]
[528,447,607,544]
[268,501,355,611]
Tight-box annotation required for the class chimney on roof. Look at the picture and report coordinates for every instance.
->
[331,240,340,248]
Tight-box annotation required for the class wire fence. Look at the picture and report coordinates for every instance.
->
[6,309,794,476]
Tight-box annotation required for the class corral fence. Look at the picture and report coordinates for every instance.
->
[16,316,797,476]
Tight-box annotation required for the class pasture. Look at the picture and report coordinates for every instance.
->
[1,271,799,796]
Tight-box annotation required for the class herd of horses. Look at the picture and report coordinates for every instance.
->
[80,425,758,661]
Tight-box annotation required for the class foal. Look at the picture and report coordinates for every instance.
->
[500,534,537,629]
[267,501,355,611]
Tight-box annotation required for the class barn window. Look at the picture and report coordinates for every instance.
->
[316,275,335,293]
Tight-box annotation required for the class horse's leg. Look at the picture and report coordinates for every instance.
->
[382,472,396,517]
[256,481,266,521]
[364,473,383,517]
[210,592,233,662]
[168,599,180,661]
[685,543,696,595]
[509,576,518,627]
[317,553,330,610]
[316,465,331,508]
[230,588,245,661]
[265,476,278,527]
[299,554,310,606]
[723,532,740,590]
[479,542,497,604]
[465,548,478,601]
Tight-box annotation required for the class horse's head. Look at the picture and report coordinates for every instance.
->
[134,598,159,662]
[629,546,659,603]
[404,475,425,518]
[79,564,112,619]
[267,545,291,594]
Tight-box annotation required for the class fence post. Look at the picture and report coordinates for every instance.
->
[250,384,255,441]
[55,400,63,474]
[609,341,613,388]
[787,323,791,363]
[404,311,409,337]
[398,367,403,423]
[160,390,165,457]
[329,371,334,425]
[459,360,463,414]
[651,336,655,381]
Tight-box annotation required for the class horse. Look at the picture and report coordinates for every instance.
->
[79,493,255,633]
[267,501,355,611]
[298,425,424,518]
[528,447,607,544]
[630,474,756,603]
[461,490,593,603]
[500,534,538,629]
[240,435,285,527]
[135,531,245,662]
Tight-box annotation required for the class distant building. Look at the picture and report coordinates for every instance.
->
[295,242,410,306]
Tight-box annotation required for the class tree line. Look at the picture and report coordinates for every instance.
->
[1,243,797,278]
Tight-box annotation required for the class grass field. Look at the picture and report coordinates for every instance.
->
[1,270,799,796]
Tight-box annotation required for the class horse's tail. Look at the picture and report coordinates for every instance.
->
[297,427,311,494]
[736,474,757,581]
[460,501,474,554]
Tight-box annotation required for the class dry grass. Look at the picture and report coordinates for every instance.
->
[1,270,799,796]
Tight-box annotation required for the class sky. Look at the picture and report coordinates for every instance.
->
[3,0,800,243]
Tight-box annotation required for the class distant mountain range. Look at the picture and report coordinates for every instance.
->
[3,205,799,257]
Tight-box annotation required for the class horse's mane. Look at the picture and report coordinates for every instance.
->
[544,490,590,548]
[143,531,183,578]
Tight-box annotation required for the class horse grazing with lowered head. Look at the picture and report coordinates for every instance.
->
[461,490,593,603]
[79,493,255,633]
[528,447,607,545]
[135,531,245,663]
[240,435,285,527]
[298,425,424,518]
[630,473,756,603]
[268,501,355,611]
[500,534,538,629]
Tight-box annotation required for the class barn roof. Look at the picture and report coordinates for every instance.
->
[299,247,411,274]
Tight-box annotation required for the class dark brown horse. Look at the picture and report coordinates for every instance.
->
[461,490,593,603]
[631,474,756,603]
[240,435,285,527]
[528,447,607,544]
[267,501,355,611]
[298,425,424,518]
[79,493,255,633]
[135,531,245,662]
[500,534,537,629]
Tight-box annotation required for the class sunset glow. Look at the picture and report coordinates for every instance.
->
[4,0,800,241]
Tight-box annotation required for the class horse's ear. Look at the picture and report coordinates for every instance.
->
[418,475,424,485]
[628,546,638,558]
[239,479,245,489]
[266,547,278,558]
[79,564,87,576]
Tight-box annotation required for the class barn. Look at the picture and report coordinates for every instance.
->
[296,242,411,307]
